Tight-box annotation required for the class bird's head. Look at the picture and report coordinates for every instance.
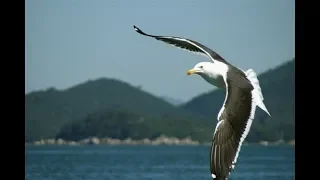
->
[186,61,226,89]
[187,62,213,76]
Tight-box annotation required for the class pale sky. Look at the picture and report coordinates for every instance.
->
[25,0,295,102]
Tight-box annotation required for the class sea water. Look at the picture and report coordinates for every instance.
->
[26,144,294,180]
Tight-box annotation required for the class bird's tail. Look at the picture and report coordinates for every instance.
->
[245,69,271,117]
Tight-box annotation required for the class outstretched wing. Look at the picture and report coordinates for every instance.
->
[133,25,228,64]
[210,120,239,180]
[210,75,255,180]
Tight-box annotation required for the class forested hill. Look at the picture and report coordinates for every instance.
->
[181,59,295,142]
[53,59,294,143]
[25,78,191,142]
[26,59,295,143]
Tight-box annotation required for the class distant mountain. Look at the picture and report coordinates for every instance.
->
[26,59,295,143]
[56,108,213,142]
[181,59,295,142]
[161,96,184,106]
[25,78,190,142]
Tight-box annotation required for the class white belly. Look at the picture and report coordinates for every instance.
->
[200,74,226,89]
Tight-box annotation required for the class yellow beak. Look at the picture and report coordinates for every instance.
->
[187,69,197,75]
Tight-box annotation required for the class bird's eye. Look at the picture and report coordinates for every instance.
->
[199,66,203,68]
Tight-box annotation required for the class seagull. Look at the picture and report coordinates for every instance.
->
[133,25,271,180]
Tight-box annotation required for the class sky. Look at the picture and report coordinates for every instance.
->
[25,0,295,102]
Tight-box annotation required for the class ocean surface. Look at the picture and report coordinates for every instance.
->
[26,144,294,180]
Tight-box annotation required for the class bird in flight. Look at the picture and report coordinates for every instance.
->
[133,25,270,180]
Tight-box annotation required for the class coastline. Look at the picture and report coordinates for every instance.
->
[26,135,295,147]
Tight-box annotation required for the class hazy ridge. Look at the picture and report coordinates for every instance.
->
[26,59,295,143]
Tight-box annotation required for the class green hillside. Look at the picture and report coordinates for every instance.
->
[181,59,295,142]
[25,78,190,142]
[56,108,213,142]
[26,59,295,143]
[55,59,294,143]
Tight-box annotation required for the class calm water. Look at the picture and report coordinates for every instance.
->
[26,145,294,180]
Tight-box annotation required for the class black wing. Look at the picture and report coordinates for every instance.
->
[133,25,228,64]
[210,78,254,180]
[210,120,239,180]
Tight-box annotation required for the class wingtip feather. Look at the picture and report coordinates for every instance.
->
[133,25,150,37]
[133,25,140,32]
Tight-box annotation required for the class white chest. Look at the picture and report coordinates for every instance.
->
[201,73,226,89]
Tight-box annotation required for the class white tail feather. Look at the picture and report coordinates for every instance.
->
[245,69,271,117]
